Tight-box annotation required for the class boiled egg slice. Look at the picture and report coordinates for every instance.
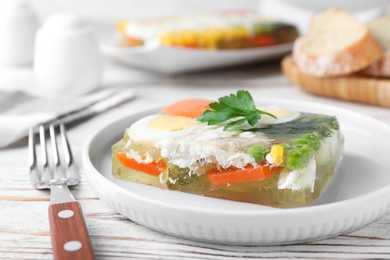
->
[127,114,199,144]
[257,107,300,125]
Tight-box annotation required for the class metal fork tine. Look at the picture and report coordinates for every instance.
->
[59,124,78,184]
[28,128,36,171]
[39,125,48,170]
[29,124,79,188]
[60,124,73,167]
[28,127,41,186]
[49,125,60,167]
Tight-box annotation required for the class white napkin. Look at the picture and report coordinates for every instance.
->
[0,87,135,148]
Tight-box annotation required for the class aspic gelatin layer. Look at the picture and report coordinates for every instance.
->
[112,91,343,208]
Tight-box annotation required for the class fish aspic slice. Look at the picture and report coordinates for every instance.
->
[112,91,343,208]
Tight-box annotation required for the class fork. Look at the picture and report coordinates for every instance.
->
[29,124,94,260]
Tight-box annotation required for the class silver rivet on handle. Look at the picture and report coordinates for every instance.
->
[58,210,74,218]
[63,240,82,252]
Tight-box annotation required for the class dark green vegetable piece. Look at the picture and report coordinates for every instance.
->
[168,166,199,187]
[248,114,339,139]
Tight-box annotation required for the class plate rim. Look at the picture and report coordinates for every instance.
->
[100,41,295,56]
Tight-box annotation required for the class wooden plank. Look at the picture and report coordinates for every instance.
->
[282,55,390,108]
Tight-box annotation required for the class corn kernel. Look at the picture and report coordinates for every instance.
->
[270,145,284,165]
[116,21,129,32]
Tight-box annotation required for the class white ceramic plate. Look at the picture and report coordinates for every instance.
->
[82,98,390,245]
[97,24,294,74]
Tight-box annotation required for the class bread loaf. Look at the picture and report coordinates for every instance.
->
[361,16,390,78]
[293,8,384,77]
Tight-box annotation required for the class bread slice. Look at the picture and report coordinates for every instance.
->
[293,8,384,77]
[361,17,390,77]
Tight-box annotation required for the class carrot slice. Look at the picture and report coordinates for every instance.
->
[207,165,282,186]
[161,99,212,118]
[246,35,277,46]
[125,35,143,46]
[116,153,166,177]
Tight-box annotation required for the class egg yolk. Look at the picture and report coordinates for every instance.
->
[149,115,197,132]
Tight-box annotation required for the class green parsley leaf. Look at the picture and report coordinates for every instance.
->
[197,90,276,130]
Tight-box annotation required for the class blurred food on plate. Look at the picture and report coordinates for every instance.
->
[116,11,299,50]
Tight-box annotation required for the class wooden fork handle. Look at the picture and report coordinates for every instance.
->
[48,201,94,260]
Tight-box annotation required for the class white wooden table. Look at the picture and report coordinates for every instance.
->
[1,57,390,259]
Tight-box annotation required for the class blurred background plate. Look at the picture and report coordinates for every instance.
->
[99,40,294,74]
[95,18,295,74]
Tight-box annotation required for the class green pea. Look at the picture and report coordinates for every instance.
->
[302,133,321,150]
[300,144,314,155]
[286,146,313,170]
[247,144,269,163]
[293,138,309,146]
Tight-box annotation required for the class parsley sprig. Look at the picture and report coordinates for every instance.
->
[197,90,276,130]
